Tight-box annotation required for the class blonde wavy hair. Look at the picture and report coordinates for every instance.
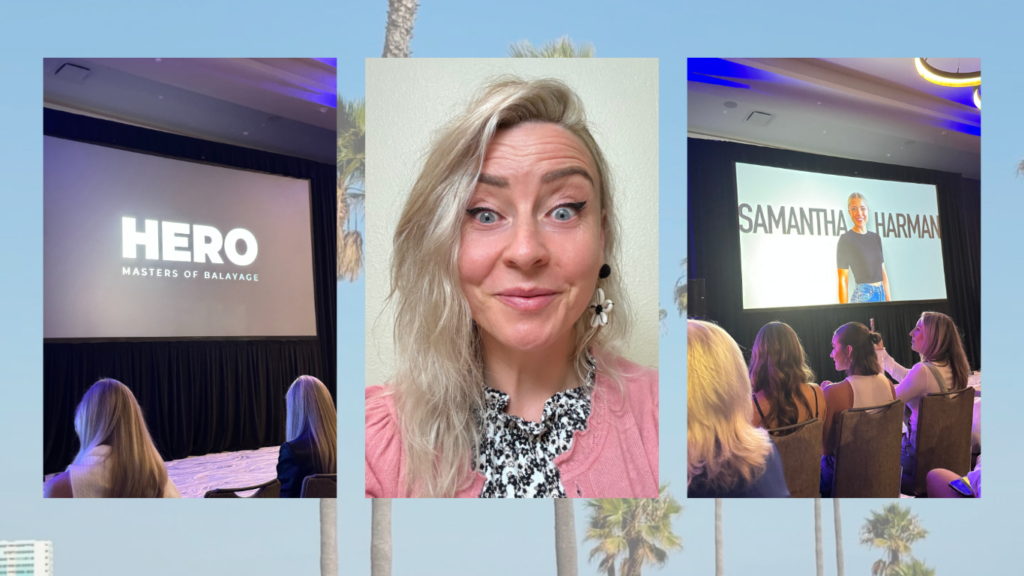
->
[286,375,338,474]
[71,379,170,498]
[687,320,772,492]
[389,77,629,497]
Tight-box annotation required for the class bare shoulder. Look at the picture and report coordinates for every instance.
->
[43,470,73,498]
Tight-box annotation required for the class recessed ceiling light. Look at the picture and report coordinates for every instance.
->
[724,101,738,109]
[54,63,90,83]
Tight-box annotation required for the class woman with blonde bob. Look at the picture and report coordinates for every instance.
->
[43,379,180,498]
[875,311,972,494]
[365,77,658,498]
[688,320,789,498]
[277,375,337,498]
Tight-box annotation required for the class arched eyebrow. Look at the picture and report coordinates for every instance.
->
[541,166,594,185]
[477,167,595,188]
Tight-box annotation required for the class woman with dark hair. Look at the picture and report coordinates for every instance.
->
[875,311,971,494]
[749,322,825,431]
[819,322,895,496]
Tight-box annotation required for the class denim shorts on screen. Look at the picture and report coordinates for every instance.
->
[851,283,884,303]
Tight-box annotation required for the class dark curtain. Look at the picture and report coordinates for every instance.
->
[688,139,980,383]
[43,109,336,474]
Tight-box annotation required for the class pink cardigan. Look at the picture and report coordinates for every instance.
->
[365,358,659,498]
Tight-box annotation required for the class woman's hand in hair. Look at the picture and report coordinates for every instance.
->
[874,336,885,351]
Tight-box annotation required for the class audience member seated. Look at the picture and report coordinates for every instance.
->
[43,379,181,498]
[819,322,895,497]
[749,321,826,432]
[277,375,337,498]
[927,457,981,498]
[688,320,789,498]
[875,311,971,495]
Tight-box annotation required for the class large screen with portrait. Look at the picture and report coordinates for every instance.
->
[735,163,947,310]
[44,136,317,339]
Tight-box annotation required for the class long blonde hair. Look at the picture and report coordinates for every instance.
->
[285,375,337,474]
[687,320,772,492]
[390,77,629,497]
[917,311,971,391]
[71,378,169,498]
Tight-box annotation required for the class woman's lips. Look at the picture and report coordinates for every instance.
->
[494,291,558,311]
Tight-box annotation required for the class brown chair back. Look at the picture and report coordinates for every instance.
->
[833,400,904,498]
[300,474,337,498]
[203,478,281,498]
[913,389,975,496]
[766,418,823,498]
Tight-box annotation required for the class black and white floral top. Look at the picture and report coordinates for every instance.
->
[477,372,594,498]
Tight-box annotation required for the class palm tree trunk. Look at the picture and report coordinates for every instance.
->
[371,498,392,576]
[833,498,845,576]
[815,497,824,576]
[554,499,578,576]
[715,498,724,576]
[320,498,338,576]
[382,0,419,58]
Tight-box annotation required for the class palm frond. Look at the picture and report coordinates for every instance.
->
[508,36,595,58]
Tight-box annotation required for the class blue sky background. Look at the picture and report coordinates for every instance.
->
[2,0,1017,575]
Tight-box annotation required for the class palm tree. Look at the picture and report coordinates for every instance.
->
[508,36,595,58]
[675,258,687,316]
[337,97,365,281]
[715,498,723,576]
[814,497,824,576]
[585,486,683,576]
[554,499,578,576]
[834,498,845,576]
[891,558,936,576]
[320,498,337,575]
[860,503,928,576]
[382,0,419,57]
[371,498,392,576]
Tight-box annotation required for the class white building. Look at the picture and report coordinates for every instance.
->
[0,541,53,576]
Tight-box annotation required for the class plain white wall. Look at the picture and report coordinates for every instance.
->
[365,58,659,387]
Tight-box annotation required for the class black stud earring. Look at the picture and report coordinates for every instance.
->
[599,264,611,279]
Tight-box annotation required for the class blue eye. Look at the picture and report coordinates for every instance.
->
[552,206,577,221]
[474,210,498,224]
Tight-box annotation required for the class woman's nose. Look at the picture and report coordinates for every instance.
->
[504,216,550,270]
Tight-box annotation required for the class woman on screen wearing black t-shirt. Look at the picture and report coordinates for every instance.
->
[837,193,891,303]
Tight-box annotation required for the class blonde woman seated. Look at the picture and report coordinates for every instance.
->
[43,379,180,498]
[874,311,971,494]
[277,375,337,498]
[749,322,826,431]
[365,78,658,498]
[819,322,895,496]
[688,320,789,498]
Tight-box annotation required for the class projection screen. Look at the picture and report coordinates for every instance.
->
[44,136,317,339]
[735,163,947,310]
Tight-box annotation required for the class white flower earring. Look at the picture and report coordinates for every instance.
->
[590,264,613,328]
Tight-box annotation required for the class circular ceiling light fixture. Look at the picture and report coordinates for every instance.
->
[915,58,981,87]
[973,86,981,109]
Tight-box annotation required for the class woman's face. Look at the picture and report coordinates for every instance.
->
[848,197,869,229]
[830,333,850,371]
[910,319,926,353]
[458,122,604,353]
